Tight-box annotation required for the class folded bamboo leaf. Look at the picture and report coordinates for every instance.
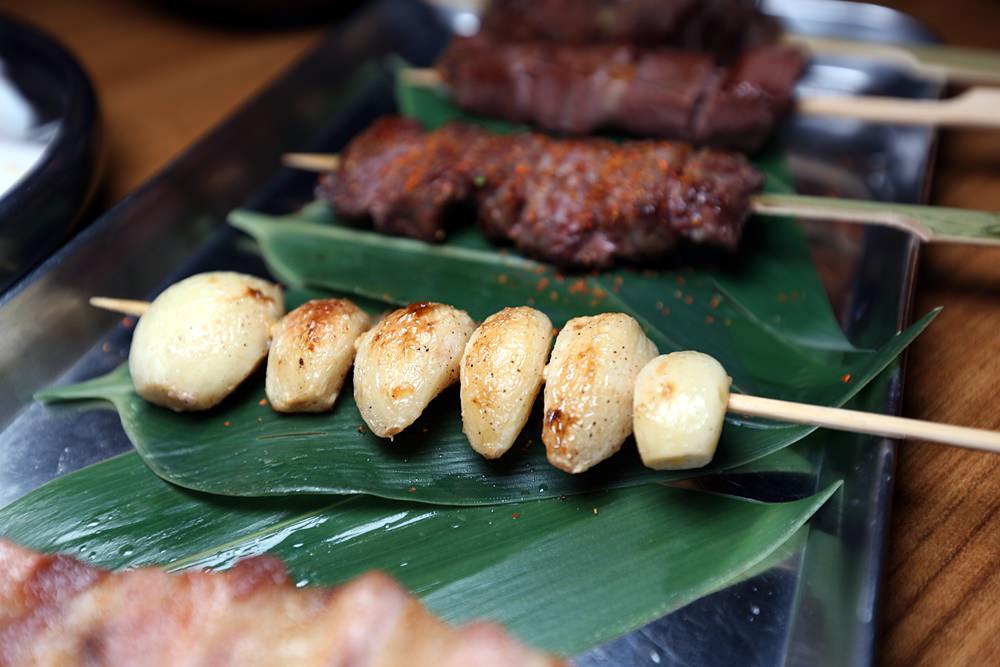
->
[36,308,932,504]
[0,451,840,655]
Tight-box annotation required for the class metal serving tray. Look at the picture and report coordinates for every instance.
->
[0,1,941,665]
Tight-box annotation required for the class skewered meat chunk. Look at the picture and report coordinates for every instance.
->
[542,313,658,473]
[461,307,553,459]
[128,272,284,412]
[322,117,480,242]
[354,302,476,438]
[319,117,764,269]
[479,0,781,57]
[694,45,809,152]
[436,36,806,152]
[634,352,732,470]
[266,299,371,413]
[0,539,563,666]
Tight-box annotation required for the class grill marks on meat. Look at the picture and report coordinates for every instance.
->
[436,36,806,152]
[0,539,562,667]
[319,117,764,269]
[480,0,782,56]
[323,118,477,242]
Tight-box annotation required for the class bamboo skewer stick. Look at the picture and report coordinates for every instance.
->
[398,67,1000,130]
[787,35,1000,87]
[797,87,1000,128]
[728,394,1000,454]
[85,295,1000,453]
[283,153,341,172]
[424,0,1000,86]
[280,153,1000,247]
[750,194,1000,247]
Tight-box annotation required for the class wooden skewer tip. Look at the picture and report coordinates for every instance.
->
[282,153,341,172]
[89,297,150,317]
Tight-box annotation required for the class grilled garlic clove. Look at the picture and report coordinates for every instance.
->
[354,302,475,439]
[633,352,731,470]
[461,307,553,459]
[543,313,658,474]
[265,299,371,413]
[129,272,284,412]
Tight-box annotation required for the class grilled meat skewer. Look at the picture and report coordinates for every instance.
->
[478,0,781,58]
[435,36,806,153]
[318,117,764,269]
[0,539,562,666]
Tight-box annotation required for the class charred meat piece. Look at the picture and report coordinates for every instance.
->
[319,117,764,269]
[473,135,760,267]
[317,117,479,242]
[436,36,806,152]
[0,539,563,667]
[480,0,781,57]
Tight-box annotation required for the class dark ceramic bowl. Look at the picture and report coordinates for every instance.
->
[0,15,100,293]
[151,0,366,27]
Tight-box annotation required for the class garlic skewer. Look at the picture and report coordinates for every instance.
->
[91,297,1000,458]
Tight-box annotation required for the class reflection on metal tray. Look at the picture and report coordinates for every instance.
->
[0,1,938,665]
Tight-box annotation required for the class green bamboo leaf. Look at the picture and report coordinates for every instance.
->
[710,219,859,352]
[0,451,840,655]
[36,307,932,504]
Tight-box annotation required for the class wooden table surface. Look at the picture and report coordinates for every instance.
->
[0,0,997,664]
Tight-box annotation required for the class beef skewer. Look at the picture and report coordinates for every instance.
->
[86,295,1000,469]
[434,36,806,153]
[289,118,999,268]
[0,539,562,666]
[428,37,1000,152]
[470,0,780,59]
[319,116,764,268]
[435,0,1000,86]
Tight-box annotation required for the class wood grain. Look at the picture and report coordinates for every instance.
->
[874,3,1000,665]
[0,0,997,665]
